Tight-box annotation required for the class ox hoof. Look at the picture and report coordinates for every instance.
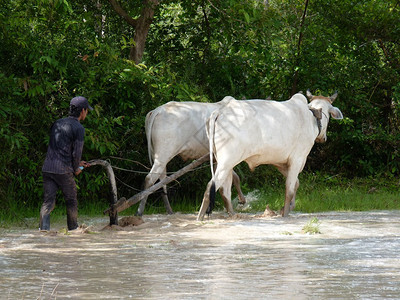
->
[197,213,206,221]
[280,207,290,217]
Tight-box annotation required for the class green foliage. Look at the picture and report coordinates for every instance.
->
[302,217,321,234]
[1,0,399,218]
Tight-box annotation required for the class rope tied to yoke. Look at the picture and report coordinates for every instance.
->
[90,155,212,198]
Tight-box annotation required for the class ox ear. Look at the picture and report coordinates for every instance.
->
[330,91,338,103]
[329,106,343,120]
[306,89,313,100]
[310,107,322,119]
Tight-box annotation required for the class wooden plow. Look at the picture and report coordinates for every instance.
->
[90,154,210,226]
[88,159,119,225]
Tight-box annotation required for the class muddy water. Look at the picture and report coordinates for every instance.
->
[1,211,400,299]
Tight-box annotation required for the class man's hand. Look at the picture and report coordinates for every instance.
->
[75,161,91,176]
[81,161,91,168]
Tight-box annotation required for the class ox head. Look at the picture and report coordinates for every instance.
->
[307,90,343,143]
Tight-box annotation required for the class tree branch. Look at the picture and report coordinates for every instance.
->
[108,0,137,27]
[207,0,244,23]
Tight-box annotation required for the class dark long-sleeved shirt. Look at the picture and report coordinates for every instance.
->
[42,116,85,174]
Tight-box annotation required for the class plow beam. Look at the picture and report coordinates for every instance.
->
[104,154,210,215]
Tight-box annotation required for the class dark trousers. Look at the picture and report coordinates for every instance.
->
[40,172,78,230]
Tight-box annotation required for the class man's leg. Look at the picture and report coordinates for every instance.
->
[40,173,58,230]
[59,173,78,230]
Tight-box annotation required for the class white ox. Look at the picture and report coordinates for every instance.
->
[197,90,343,221]
[137,99,246,216]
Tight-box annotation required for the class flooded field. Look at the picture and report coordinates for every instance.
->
[1,210,400,299]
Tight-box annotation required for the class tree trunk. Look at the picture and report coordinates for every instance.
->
[108,0,159,64]
[290,0,309,96]
[130,0,159,64]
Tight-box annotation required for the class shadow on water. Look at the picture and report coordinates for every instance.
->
[1,211,400,299]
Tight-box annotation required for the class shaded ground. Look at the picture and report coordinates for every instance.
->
[1,211,400,299]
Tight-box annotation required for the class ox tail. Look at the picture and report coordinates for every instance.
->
[206,110,219,215]
[145,109,158,166]
[206,182,216,216]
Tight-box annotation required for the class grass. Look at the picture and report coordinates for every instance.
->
[295,175,400,213]
[242,174,400,214]
[1,174,399,228]
[302,217,321,234]
[295,186,399,213]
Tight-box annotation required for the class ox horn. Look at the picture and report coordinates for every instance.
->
[306,89,313,100]
[330,91,338,103]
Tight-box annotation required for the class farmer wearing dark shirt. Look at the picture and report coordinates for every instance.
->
[40,96,93,231]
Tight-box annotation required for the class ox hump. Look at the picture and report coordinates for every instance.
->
[290,93,308,105]
[219,96,236,104]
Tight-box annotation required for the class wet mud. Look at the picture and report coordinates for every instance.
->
[1,211,400,299]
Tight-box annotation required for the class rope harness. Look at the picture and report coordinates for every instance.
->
[310,109,328,137]
[93,157,212,194]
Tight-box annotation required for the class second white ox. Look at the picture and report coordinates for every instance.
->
[197,90,343,221]
[137,99,246,216]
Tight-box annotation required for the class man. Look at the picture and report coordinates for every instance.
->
[40,96,93,231]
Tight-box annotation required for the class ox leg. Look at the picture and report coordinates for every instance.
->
[282,165,302,217]
[197,163,219,220]
[219,171,235,216]
[197,168,232,221]
[290,180,299,211]
[276,165,299,212]
[137,162,165,216]
[283,178,296,217]
[198,180,213,221]
[232,170,246,205]
[159,169,173,215]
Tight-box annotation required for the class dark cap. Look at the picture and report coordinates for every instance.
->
[70,96,93,110]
